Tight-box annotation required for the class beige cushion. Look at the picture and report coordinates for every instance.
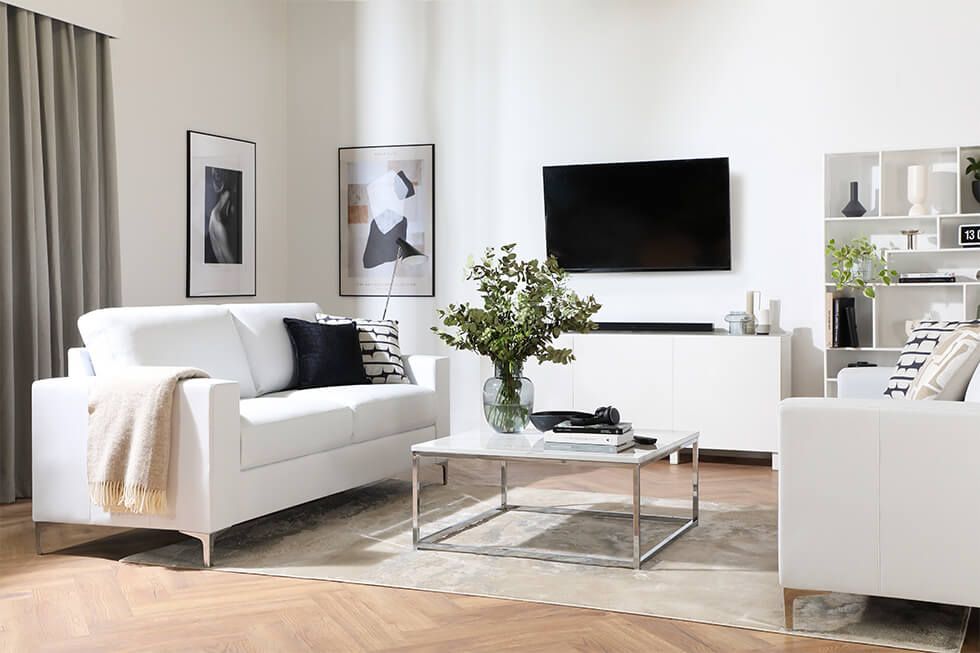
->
[907,326,980,401]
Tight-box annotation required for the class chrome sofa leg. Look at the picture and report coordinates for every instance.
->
[180,531,215,567]
[438,460,448,486]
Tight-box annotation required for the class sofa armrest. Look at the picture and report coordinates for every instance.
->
[778,397,980,604]
[836,366,894,399]
[404,354,450,437]
[32,375,240,533]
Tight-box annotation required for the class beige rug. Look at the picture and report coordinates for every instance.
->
[123,480,969,653]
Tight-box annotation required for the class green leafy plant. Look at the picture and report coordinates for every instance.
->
[826,236,897,299]
[966,157,980,181]
[433,243,600,430]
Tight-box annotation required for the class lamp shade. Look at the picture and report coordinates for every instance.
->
[395,237,425,260]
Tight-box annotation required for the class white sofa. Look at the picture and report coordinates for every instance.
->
[778,365,980,627]
[32,302,449,566]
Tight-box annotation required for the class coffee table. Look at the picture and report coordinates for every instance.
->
[411,428,699,570]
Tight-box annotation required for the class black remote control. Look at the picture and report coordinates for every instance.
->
[633,435,658,446]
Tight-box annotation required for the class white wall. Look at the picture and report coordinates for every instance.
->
[112,0,289,306]
[287,0,980,430]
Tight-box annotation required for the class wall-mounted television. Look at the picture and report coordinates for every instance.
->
[543,157,731,272]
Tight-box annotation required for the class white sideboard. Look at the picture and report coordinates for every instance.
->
[525,331,792,469]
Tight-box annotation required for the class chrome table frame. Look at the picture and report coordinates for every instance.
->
[411,432,699,570]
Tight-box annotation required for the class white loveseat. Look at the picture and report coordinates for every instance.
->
[778,365,980,627]
[32,302,449,565]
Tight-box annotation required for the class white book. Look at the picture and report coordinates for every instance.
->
[544,441,635,454]
[543,431,634,446]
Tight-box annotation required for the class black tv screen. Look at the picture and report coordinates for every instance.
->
[543,157,731,272]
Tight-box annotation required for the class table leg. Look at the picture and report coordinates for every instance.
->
[692,439,699,523]
[500,460,508,509]
[632,465,641,569]
[412,453,420,547]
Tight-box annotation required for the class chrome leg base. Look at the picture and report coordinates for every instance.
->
[180,531,215,567]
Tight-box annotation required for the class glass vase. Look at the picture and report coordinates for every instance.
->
[483,361,534,433]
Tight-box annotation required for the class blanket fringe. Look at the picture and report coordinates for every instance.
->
[89,481,168,515]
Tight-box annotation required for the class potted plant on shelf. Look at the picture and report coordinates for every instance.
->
[433,243,600,433]
[966,157,980,204]
[826,235,897,299]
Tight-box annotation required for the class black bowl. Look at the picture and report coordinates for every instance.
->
[529,410,594,432]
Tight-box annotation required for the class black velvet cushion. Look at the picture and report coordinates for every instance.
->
[282,318,369,389]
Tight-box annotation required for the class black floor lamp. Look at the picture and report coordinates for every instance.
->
[382,237,426,320]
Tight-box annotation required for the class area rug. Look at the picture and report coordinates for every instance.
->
[123,481,969,653]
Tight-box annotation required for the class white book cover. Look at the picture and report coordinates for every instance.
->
[543,431,633,446]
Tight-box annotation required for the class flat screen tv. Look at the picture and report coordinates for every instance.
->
[543,157,731,272]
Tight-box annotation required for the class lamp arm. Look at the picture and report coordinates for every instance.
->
[382,256,401,320]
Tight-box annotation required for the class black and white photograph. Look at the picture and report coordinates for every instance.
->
[204,166,243,264]
[187,131,256,297]
[339,144,434,297]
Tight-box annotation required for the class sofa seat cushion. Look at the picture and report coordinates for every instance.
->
[78,305,258,398]
[225,302,321,395]
[239,391,354,469]
[310,383,437,442]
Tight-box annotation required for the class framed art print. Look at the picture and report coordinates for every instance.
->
[339,144,434,297]
[187,130,256,297]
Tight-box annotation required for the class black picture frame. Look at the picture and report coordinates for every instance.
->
[338,143,435,298]
[186,130,257,298]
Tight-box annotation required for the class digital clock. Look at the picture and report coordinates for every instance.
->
[959,224,980,248]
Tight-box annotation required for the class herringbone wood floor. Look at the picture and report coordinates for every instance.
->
[2,458,974,652]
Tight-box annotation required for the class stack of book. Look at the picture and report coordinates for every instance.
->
[824,293,859,348]
[543,422,634,453]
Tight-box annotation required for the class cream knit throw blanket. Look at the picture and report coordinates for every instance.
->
[87,367,209,514]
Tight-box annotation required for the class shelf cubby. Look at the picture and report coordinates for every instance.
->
[959,146,980,215]
[880,148,958,217]
[874,283,963,349]
[825,152,880,218]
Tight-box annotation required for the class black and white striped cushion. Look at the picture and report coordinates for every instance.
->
[884,320,980,398]
[315,314,409,384]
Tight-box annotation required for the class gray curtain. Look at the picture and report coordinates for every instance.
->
[0,3,120,503]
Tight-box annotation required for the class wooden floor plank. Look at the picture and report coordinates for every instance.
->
[2,460,972,652]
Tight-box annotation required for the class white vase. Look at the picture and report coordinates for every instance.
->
[907,165,928,216]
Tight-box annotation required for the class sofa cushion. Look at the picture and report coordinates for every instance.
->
[310,383,437,442]
[316,314,410,384]
[283,319,369,389]
[77,305,257,398]
[239,390,354,469]
[908,326,980,400]
[225,302,320,395]
[884,320,980,398]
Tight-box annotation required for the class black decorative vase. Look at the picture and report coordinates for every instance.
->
[841,181,867,217]
[972,179,980,204]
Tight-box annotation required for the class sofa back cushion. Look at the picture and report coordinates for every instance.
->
[225,302,321,395]
[77,305,257,398]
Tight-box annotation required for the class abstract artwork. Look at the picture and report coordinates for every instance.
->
[339,144,434,297]
[187,131,256,297]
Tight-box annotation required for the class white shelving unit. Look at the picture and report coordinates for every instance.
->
[823,146,980,397]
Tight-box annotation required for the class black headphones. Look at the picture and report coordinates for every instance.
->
[567,406,620,427]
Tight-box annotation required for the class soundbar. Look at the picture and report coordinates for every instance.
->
[593,321,714,333]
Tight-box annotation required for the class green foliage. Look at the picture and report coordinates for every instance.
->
[967,157,980,182]
[432,244,601,372]
[826,236,897,299]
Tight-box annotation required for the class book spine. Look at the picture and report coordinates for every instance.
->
[832,297,842,347]
[552,425,632,435]
[825,292,834,347]
[844,304,859,348]
[544,433,632,446]
[544,442,632,453]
